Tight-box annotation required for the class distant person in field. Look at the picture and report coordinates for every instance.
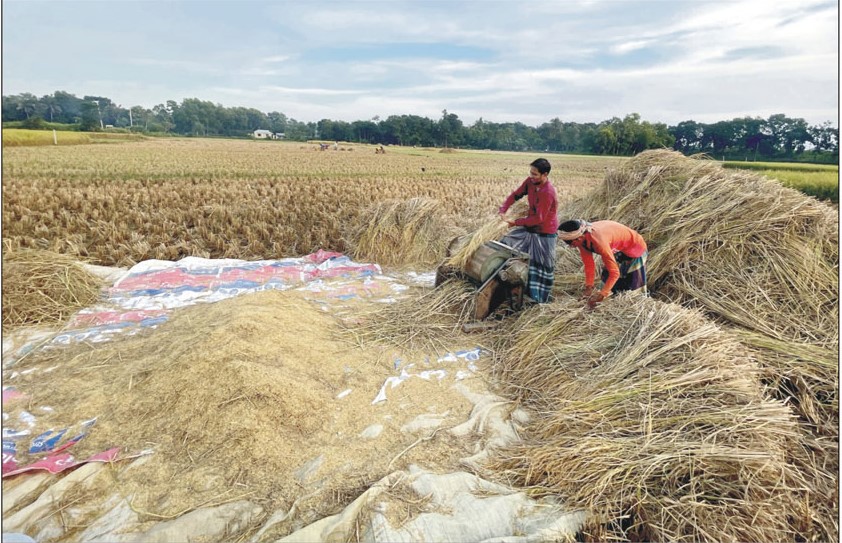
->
[497,158,558,303]
[558,219,648,308]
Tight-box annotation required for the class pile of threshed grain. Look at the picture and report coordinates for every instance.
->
[558,149,838,435]
[2,249,105,330]
[345,197,461,268]
[3,290,475,541]
[487,295,834,542]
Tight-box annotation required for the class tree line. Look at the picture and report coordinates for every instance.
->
[3,91,838,162]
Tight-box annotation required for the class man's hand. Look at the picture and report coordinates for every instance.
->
[587,291,607,309]
[580,285,594,300]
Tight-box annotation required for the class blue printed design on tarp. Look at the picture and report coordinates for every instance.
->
[3,440,17,455]
[139,316,169,327]
[184,267,222,275]
[29,428,68,454]
[217,279,262,290]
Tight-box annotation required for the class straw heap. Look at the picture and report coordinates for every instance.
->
[2,248,105,329]
[561,149,838,344]
[488,295,831,542]
[559,149,838,434]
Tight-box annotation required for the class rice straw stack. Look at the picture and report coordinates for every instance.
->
[2,249,104,329]
[559,149,838,435]
[561,149,837,347]
[487,294,832,542]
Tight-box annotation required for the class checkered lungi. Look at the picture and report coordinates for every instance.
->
[601,250,648,292]
[498,227,557,303]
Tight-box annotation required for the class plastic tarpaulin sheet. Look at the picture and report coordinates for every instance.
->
[4,252,397,357]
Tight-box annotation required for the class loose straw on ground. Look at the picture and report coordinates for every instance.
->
[342,280,479,354]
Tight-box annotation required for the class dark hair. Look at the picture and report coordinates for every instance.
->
[530,158,551,175]
[558,219,581,232]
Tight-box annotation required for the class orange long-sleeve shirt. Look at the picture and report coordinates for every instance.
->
[570,221,647,297]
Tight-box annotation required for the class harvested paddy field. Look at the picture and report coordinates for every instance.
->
[2,141,837,542]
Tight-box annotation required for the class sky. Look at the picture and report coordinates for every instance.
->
[1,0,839,127]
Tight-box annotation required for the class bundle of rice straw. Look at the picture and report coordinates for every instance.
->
[487,294,834,542]
[445,199,528,270]
[2,249,104,329]
[345,197,460,268]
[559,150,838,435]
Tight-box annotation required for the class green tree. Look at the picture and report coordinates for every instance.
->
[808,121,838,153]
[267,112,288,134]
[437,109,465,147]
[41,94,62,123]
[79,101,100,131]
[537,118,564,151]
[593,126,618,154]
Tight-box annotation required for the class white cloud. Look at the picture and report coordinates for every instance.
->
[610,40,655,55]
[261,55,291,63]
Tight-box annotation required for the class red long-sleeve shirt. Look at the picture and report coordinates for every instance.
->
[570,220,647,296]
[498,179,558,234]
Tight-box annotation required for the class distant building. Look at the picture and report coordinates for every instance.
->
[274,132,285,139]
[253,129,273,139]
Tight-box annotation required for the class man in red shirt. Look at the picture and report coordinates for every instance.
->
[497,158,559,303]
[558,219,648,308]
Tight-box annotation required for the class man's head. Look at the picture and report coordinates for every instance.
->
[528,158,551,185]
[559,219,589,245]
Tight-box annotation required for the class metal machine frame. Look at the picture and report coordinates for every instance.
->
[435,239,530,324]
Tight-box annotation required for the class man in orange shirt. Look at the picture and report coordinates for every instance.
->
[558,219,648,308]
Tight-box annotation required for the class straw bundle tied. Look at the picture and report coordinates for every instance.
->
[445,199,528,270]
[345,197,461,268]
[2,248,105,330]
[559,149,838,436]
[487,295,835,542]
